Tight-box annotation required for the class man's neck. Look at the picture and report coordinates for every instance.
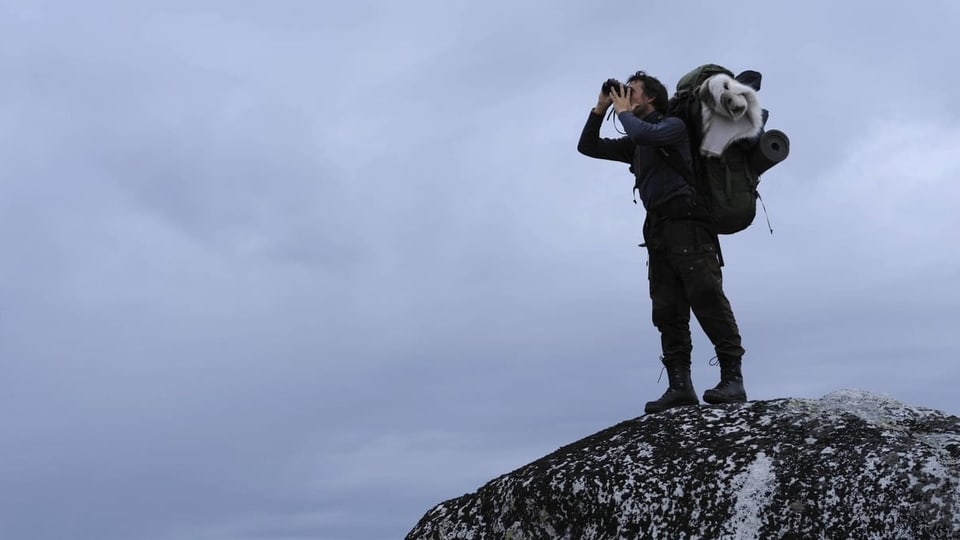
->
[633,105,655,118]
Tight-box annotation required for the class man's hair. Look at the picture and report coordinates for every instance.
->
[627,71,669,113]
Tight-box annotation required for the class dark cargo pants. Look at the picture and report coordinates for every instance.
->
[645,211,745,366]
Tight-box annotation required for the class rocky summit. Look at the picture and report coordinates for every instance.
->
[406,390,960,539]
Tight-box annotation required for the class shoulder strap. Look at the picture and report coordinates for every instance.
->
[645,112,694,183]
[657,146,694,184]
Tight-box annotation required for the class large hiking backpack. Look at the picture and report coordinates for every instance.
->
[665,64,789,234]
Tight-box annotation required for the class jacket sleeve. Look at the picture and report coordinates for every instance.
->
[577,110,633,164]
[617,113,686,147]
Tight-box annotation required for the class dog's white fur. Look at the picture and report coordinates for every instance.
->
[697,74,763,157]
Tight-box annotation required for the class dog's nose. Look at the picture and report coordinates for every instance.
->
[722,94,747,118]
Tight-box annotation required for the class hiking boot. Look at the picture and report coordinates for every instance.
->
[644,361,699,414]
[703,356,748,404]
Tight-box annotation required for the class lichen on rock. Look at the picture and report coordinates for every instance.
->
[406,390,960,539]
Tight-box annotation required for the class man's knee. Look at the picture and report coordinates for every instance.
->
[652,303,687,329]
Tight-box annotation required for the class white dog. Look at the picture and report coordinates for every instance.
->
[697,73,763,157]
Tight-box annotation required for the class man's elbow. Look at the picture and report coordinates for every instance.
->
[577,140,595,156]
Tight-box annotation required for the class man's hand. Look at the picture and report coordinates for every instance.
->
[593,89,613,115]
[610,85,633,114]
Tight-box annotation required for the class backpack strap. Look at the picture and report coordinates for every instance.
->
[633,113,697,201]
[657,146,694,185]
[656,142,727,267]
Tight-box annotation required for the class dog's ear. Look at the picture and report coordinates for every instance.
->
[697,76,719,107]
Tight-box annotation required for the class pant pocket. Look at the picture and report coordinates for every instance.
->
[673,252,723,305]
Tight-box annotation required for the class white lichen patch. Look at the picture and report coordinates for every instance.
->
[818,389,932,428]
[724,452,778,539]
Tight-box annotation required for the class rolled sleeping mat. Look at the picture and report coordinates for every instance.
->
[750,129,790,175]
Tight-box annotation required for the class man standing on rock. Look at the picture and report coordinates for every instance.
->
[577,70,747,414]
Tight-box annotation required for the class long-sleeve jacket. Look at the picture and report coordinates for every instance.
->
[577,109,695,211]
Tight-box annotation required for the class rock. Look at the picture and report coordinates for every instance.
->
[406,390,960,539]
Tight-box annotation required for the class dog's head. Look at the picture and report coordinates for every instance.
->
[698,74,755,120]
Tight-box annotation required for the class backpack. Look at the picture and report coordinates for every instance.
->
[663,64,788,234]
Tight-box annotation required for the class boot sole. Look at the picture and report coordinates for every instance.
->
[702,395,747,405]
[644,400,700,414]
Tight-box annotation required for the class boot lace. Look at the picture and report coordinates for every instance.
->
[707,355,743,389]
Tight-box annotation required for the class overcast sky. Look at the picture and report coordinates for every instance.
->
[2,1,959,539]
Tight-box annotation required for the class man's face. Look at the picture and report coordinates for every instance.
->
[627,80,655,113]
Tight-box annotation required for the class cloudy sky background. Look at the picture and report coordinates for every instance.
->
[2,1,959,539]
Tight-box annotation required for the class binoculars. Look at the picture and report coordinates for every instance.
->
[601,78,628,96]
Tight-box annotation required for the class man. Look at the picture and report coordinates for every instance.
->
[577,71,747,414]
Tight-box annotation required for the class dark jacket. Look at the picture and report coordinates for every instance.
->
[577,109,695,211]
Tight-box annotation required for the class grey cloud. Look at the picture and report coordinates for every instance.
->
[1,1,959,539]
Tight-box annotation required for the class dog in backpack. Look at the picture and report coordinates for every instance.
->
[697,73,763,157]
